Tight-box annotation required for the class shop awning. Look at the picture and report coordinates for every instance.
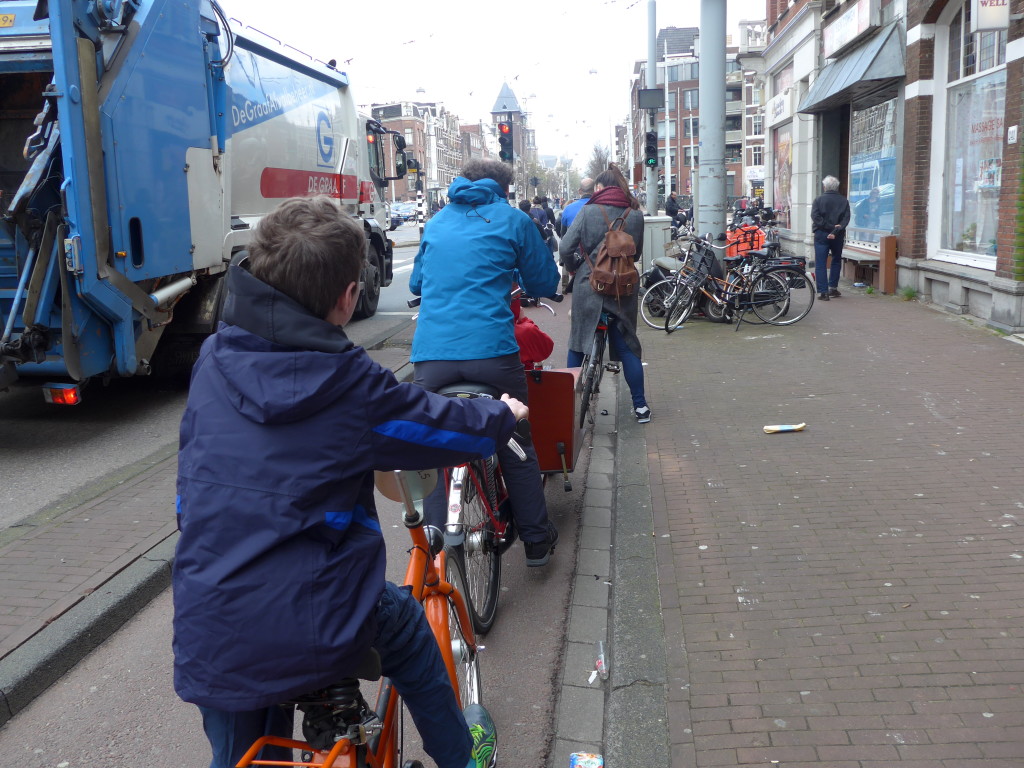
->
[798,23,905,114]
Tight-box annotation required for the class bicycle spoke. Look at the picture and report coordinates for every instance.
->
[451,460,501,634]
[445,554,483,709]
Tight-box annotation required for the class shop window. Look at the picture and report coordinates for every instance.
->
[941,0,1007,263]
[848,99,898,240]
[773,123,793,229]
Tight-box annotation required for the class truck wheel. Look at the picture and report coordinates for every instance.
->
[355,246,381,319]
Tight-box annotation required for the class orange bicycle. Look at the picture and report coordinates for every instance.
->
[235,468,488,768]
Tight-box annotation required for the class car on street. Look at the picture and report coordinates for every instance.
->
[389,201,417,230]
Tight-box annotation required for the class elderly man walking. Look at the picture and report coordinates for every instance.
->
[810,175,851,301]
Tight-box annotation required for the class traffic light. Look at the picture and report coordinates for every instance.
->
[498,122,514,163]
[644,131,658,167]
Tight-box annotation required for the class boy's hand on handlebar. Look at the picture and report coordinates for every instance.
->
[500,394,529,422]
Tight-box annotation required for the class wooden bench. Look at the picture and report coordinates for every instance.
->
[842,251,880,285]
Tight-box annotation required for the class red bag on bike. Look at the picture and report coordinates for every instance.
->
[585,208,638,299]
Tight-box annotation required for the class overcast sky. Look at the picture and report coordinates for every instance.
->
[220,0,766,168]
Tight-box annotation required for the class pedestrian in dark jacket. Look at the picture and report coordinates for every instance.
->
[810,175,851,300]
[664,191,680,219]
[173,196,514,768]
[559,165,651,423]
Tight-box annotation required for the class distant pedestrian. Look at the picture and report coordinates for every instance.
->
[559,165,651,423]
[664,191,680,220]
[810,175,851,301]
[558,178,594,236]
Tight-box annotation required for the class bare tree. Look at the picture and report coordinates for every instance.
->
[585,145,610,179]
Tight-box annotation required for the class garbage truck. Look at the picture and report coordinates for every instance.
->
[0,0,407,401]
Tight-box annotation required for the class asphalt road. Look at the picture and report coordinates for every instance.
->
[0,236,419,532]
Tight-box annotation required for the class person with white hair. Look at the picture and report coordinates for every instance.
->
[810,175,851,301]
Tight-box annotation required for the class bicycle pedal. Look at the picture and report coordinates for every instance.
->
[604,363,620,373]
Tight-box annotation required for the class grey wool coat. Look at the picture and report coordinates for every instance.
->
[558,203,645,358]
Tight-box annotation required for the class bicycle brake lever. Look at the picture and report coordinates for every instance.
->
[506,419,530,461]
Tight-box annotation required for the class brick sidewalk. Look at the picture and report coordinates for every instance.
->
[641,290,1024,767]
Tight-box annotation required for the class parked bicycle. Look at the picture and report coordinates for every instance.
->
[661,236,814,333]
[236,468,491,768]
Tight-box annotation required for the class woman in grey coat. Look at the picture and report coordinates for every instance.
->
[558,166,650,422]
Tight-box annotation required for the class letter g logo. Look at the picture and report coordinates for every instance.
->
[316,111,334,166]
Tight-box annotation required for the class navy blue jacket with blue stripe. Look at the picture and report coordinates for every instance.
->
[172,264,514,711]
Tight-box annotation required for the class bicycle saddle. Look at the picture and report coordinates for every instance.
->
[287,648,383,701]
[723,255,746,267]
[437,381,503,399]
[654,255,686,271]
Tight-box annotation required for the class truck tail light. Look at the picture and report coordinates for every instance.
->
[42,383,81,406]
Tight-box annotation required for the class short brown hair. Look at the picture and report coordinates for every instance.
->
[248,196,364,319]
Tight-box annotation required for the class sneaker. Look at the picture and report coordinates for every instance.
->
[523,522,559,567]
[818,292,830,301]
[634,406,652,423]
[464,703,497,768]
[829,288,842,297]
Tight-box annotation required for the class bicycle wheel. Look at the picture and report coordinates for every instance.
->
[664,282,697,333]
[445,554,484,709]
[578,328,606,428]
[754,267,814,326]
[450,459,501,634]
[640,278,676,328]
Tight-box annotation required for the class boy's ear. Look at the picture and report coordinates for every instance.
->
[326,281,360,326]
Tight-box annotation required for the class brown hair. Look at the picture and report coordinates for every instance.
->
[248,196,364,319]
[594,164,640,210]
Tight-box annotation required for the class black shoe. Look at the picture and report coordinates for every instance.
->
[818,292,830,301]
[524,523,558,567]
[829,288,842,297]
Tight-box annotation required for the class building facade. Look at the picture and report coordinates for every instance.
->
[758,0,1024,330]
[630,26,766,207]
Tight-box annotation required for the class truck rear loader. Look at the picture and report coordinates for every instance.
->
[0,0,406,401]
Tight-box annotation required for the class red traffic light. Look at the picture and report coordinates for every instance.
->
[498,122,511,134]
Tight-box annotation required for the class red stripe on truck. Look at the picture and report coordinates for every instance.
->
[260,168,359,200]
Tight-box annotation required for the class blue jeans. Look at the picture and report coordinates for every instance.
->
[567,322,647,410]
[414,353,550,543]
[198,582,471,768]
[814,230,844,293]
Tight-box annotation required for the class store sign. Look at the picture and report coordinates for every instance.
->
[766,90,792,128]
[972,0,1009,32]
[746,165,765,181]
[822,0,879,59]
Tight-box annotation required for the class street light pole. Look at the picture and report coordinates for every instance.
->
[645,0,657,216]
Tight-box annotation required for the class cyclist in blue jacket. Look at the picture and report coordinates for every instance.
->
[410,158,561,566]
[173,196,517,768]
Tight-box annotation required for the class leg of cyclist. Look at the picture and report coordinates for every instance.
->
[607,323,650,422]
[198,705,294,768]
[415,355,557,566]
[375,582,494,768]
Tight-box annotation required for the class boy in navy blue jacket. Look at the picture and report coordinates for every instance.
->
[173,196,518,768]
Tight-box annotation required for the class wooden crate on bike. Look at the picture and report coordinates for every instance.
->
[526,368,585,481]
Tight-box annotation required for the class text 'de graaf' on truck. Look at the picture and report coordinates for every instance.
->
[0,0,407,403]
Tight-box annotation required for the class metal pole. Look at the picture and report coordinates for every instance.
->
[645,0,657,216]
[664,38,671,200]
[697,0,727,239]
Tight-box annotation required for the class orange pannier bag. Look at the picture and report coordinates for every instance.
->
[725,225,765,258]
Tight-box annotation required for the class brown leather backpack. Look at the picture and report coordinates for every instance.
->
[585,207,639,299]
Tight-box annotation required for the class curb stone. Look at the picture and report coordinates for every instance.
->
[549,374,669,768]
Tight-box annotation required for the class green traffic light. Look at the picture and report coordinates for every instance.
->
[645,157,658,167]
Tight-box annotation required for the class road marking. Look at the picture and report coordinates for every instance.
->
[373,311,417,316]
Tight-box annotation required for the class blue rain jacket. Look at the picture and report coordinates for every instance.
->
[409,176,559,362]
[173,264,514,710]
